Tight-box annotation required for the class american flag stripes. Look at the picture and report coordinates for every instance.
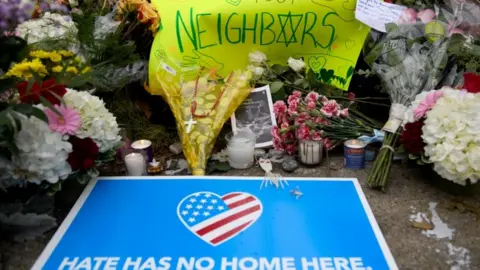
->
[177,192,262,246]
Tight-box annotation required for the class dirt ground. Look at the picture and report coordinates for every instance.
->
[1,156,479,270]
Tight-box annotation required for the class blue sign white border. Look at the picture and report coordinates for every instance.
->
[31,176,399,270]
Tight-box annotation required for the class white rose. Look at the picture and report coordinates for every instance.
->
[287,57,306,72]
[248,65,264,79]
[248,51,267,65]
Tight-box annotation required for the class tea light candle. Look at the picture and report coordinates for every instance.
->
[131,139,153,162]
[124,152,147,176]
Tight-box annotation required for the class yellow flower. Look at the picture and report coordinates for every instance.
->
[116,0,146,17]
[5,59,48,79]
[58,50,74,57]
[137,2,158,24]
[30,50,51,59]
[52,66,64,73]
[74,57,82,63]
[81,66,92,74]
[66,66,79,74]
[49,52,62,63]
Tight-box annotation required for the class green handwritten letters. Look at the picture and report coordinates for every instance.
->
[149,0,370,92]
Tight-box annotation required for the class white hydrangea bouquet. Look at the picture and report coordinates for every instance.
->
[401,81,480,186]
[0,87,121,192]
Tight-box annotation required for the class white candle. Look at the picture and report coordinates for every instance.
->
[226,133,255,169]
[299,140,322,165]
[131,140,153,162]
[125,153,146,176]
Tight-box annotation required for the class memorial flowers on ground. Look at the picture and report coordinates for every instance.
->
[401,72,480,186]
[271,91,381,155]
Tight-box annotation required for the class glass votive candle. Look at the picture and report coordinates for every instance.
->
[299,140,323,165]
[131,139,153,162]
[225,130,256,169]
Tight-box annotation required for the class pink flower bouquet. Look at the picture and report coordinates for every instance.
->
[271,91,379,155]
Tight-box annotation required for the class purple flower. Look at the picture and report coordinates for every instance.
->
[0,0,36,31]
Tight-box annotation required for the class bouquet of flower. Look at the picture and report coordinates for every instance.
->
[0,82,121,189]
[363,4,474,189]
[272,91,382,155]
[401,72,480,185]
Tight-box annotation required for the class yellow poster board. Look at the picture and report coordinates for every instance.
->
[149,0,370,93]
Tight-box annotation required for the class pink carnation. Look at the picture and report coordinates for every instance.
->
[305,92,319,103]
[44,105,81,135]
[414,90,444,119]
[339,108,349,117]
[292,91,302,98]
[285,144,296,155]
[311,131,322,141]
[271,126,282,141]
[273,137,284,151]
[297,124,310,141]
[320,96,329,105]
[294,112,310,125]
[307,100,316,110]
[273,100,287,114]
[314,116,328,125]
[323,138,333,150]
[320,100,339,117]
[288,98,299,115]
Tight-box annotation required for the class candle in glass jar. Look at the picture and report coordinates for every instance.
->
[299,140,323,165]
[226,131,255,169]
[125,153,147,176]
[131,139,153,162]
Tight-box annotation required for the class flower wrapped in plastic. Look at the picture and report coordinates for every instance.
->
[148,67,252,175]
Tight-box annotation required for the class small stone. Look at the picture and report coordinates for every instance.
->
[269,149,284,158]
[282,159,299,173]
[169,142,183,155]
[254,149,266,159]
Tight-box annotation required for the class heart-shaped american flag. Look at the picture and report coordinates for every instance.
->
[177,192,263,246]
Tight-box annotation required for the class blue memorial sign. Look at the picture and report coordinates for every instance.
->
[33,177,398,270]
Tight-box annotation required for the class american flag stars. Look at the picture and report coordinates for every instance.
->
[180,192,229,224]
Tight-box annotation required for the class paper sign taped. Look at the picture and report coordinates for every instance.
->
[355,0,406,32]
[148,0,371,92]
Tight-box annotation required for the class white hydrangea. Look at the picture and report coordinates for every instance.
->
[16,12,78,45]
[63,89,121,153]
[422,89,480,185]
[3,113,72,184]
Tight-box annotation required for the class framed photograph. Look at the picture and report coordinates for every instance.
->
[231,85,277,148]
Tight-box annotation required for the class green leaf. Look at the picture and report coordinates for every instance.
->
[270,64,289,75]
[12,104,48,122]
[270,81,284,93]
[39,96,61,116]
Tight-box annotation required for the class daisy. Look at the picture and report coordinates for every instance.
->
[44,105,81,135]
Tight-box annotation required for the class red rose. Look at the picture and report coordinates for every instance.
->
[401,120,425,155]
[68,136,99,171]
[463,72,480,94]
[16,78,67,105]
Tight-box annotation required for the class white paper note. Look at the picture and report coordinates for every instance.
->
[355,0,406,32]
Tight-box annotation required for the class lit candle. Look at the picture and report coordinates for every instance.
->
[344,139,367,169]
[124,153,147,176]
[131,140,153,162]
